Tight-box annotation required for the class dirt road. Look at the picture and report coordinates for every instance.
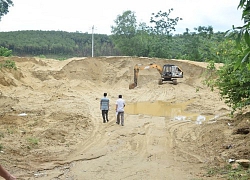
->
[0,56,249,180]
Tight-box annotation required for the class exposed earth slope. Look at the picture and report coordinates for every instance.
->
[0,56,249,180]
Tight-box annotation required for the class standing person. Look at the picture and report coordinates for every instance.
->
[116,95,125,126]
[100,92,109,123]
[0,165,16,180]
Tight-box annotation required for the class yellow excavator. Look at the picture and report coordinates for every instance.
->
[129,63,183,89]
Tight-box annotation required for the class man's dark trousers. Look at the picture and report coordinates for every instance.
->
[102,110,108,123]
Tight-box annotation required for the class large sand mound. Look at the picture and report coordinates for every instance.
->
[0,56,249,180]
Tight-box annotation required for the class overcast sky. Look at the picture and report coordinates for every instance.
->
[0,0,243,35]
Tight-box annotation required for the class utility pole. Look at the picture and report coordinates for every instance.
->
[92,25,94,57]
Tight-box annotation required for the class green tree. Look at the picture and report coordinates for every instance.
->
[134,22,151,57]
[205,0,250,114]
[180,28,201,60]
[213,37,238,63]
[147,9,182,58]
[149,9,182,35]
[216,61,250,113]
[111,10,137,55]
[0,46,12,56]
[111,9,182,57]
[233,0,250,68]
[220,0,250,112]
[177,26,215,61]
[0,0,13,20]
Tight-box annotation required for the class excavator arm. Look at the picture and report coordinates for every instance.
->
[129,63,163,89]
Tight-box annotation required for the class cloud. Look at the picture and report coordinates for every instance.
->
[0,0,243,34]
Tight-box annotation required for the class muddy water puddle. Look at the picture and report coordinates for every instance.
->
[126,101,216,123]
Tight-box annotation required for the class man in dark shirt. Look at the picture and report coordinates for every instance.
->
[100,93,109,123]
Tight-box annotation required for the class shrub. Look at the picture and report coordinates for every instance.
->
[0,60,17,70]
[0,46,12,57]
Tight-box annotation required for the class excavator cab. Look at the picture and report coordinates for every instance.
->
[160,64,183,85]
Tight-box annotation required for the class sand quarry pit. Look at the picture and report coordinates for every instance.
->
[0,56,249,180]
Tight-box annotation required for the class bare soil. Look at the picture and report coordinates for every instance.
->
[0,56,249,180]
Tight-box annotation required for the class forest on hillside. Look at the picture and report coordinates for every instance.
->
[0,28,235,62]
[0,30,121,59]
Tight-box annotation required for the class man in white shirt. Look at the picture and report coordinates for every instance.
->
[115,95,125,126]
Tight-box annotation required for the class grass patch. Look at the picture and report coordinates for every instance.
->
[27,137,39,146]
[205,164,250,180]
[7,128,15,134]
[0,60,17,70]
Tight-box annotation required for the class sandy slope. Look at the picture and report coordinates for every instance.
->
[0,56,249,180]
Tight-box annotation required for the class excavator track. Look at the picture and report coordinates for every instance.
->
[158,79,163,85]
[172,79,177,85]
